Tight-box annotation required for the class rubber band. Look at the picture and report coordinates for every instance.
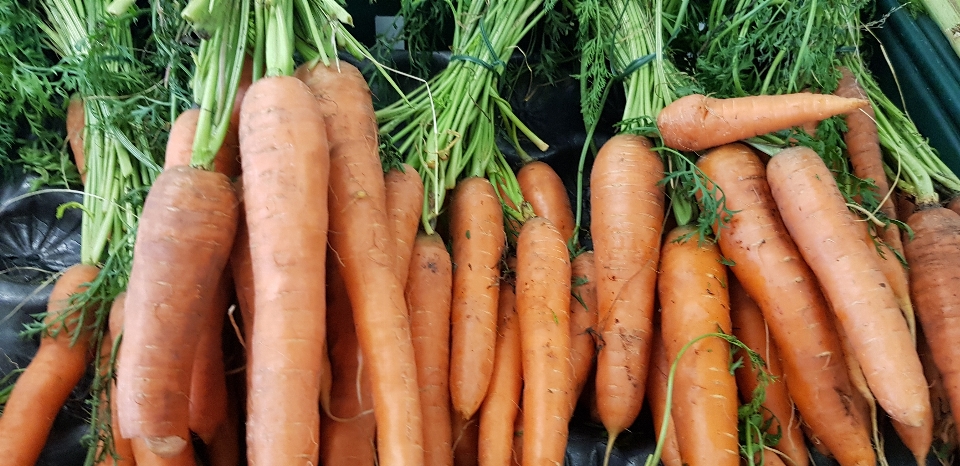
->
[614,53,656,81]
[449,19,505,74]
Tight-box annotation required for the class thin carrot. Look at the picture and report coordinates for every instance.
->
[103,293,135,466]
[0,263,100,464]
[569,251,597,403]
[767,146,931,428]
[187,271,232,444]
[835,66,915,339]
[590,134,665,446]
[903,205,960,455]
[646,321,682,466]
[295,61,424,466]
[517,161,575,246]
[387,164,425,287]
[695,142,874,466]
[238,75,329,465]
[407,233,454,466]
[66,94,86,185]
[728,277,808,466]
[478,269,522,466]
[448,176,507,419]
[516,216,574,466]
[656,93,868,151]
[658,226,738,466]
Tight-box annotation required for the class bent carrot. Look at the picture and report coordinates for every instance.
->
[516,216,574,466]
[646,321,682,466]
[658,226,738,466]
[407,233,454,466]
[66,94,86,185]
[239,75,329,465]
[590,134,665,446]
[657,93,868,151]
[767,146,931,428]
[695,143,874,466]
[0,263,100,464]
[387,164,425,287]
[449,176,507,419]
[728,277,808,466]
[479,270,522,466]
[295,61,424,466]
[569,251,598,403]
[517,161,575,246]
[187,271,232,444]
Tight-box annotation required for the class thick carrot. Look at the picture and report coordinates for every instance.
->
[115,164,238,457]
[407,233,454,466]
[387,164,425,287]
[767,146,931,427]
[66,94,86,185]
[590,134,664,443]
[295,61,424,466]
[646,321,682,466]
[656,93,868,151]
[658,226,738,466]
[479,271,522,466]
[163,109,241,177]
[320,256,376,466]
[517,161,575,246]
[238,75,329,465]
[695,143,874,466]
[131,438,196,466]
[903,205,960,453]
[187,271,232,444]
[728,277,808,466]
[569,251,597,403]
[0,263,100,464]
[835,66,915,340]
[516,216,574,466]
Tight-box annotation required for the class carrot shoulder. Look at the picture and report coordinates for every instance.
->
[767,146,931,428]
[517,161,576,245]
[657,93,868,151]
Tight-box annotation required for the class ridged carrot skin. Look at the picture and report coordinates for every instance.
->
[658,226,738,466]
[590,134,665,440]
[767,146,931,428]
[695,143,874,466]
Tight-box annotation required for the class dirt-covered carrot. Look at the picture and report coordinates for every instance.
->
[407,233,454,466]
[66,94,86,185]
[768,146,931,428]
[569,251,597,403]
[0,264,99,463]
[448,176,507,419]
[516,216,574,466]
[728,277,808,466]
[517,161,575,246]
[238,75,330,464]
[296,61,424,466]
[591,134,665,446]
[646,322,682,466]
[656,93,868,151]
[695,143,874,466]
[479,271,522,466]
[387,164,425,287]
[658,226,738,466]
[188,271,232,444]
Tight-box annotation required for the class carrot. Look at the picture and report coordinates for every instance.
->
[767,145,931,428]
[517,161,575,246]
[229,180,254,345]
[656,93,868,151]
[387,164,425,287]
[163,109,241,177]
[295,61,424,466]
[478,270,522,466]
[948,196,960,217]
[238,75,330,464]
[835,66,915,340]
[320,256,376,466]
[101,293,135,466]
[903,205,960,454]
[646,321,682,466]
[66,94,86,185]
[516,216,574,466]
[695,143,875,466]
[187,271,232,444]
[0,263,99,464]
[452,414,480,466]
[569,251,597,403]
[728,277,808,466]
[590,134,665,444]
[114,163,238,457]
[131,438,196,466]
[407,233,454,466]
[658,226,738,466]
[917,326,958,457]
